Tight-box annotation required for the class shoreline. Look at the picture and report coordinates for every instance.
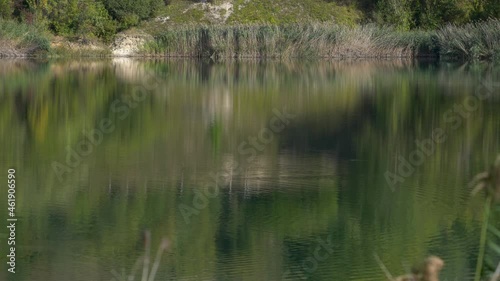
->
[1,20,499,61]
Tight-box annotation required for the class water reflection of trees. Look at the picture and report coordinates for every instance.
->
[0,59,499,280]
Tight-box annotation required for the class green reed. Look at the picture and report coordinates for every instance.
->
[436,19,500,61]
[141,23,435,59]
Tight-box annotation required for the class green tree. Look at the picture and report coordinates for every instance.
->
[44,0,79,35]
[76,0,116,40]
[27,0,115,40]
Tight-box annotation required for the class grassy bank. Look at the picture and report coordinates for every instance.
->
[0,19,50,57]
[140,19,500,60]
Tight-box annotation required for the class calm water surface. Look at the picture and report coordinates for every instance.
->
[1,59,500,281]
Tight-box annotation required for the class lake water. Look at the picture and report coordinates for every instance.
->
[0,59,499,281]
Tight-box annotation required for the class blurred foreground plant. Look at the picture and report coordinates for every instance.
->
[111,231,169,281]
[471,155,500,281]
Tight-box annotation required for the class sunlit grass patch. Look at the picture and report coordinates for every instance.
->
[0,19,50,57]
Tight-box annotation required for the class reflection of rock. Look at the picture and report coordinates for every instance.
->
[203,87,233,125]
[111,32,153,57]
[111,58,153,83]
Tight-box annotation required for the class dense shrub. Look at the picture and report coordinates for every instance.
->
[43,0,79,35]
[5,0,159,40]
[101,0,163,28]
[39,0,116,40]
[76,0,117,40]
[483,0,500,18]
[349,0,500,28]
[374,0,473,30]
[0,0,13,18]
[374,0,414,31]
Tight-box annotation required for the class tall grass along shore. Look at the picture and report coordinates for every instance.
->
[436,19,500,61]
[142,23,436,59]
[141,19,500,60]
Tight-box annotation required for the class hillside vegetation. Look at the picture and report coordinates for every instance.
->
[1,0,499,40]
[149,0,361,26]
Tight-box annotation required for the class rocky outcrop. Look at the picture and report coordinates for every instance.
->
[175,1,234,24]
[111,32,154,57]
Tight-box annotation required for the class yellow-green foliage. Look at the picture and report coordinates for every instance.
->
[149,0,500,30]
[151,0,361,26]
[227,0,361,25]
